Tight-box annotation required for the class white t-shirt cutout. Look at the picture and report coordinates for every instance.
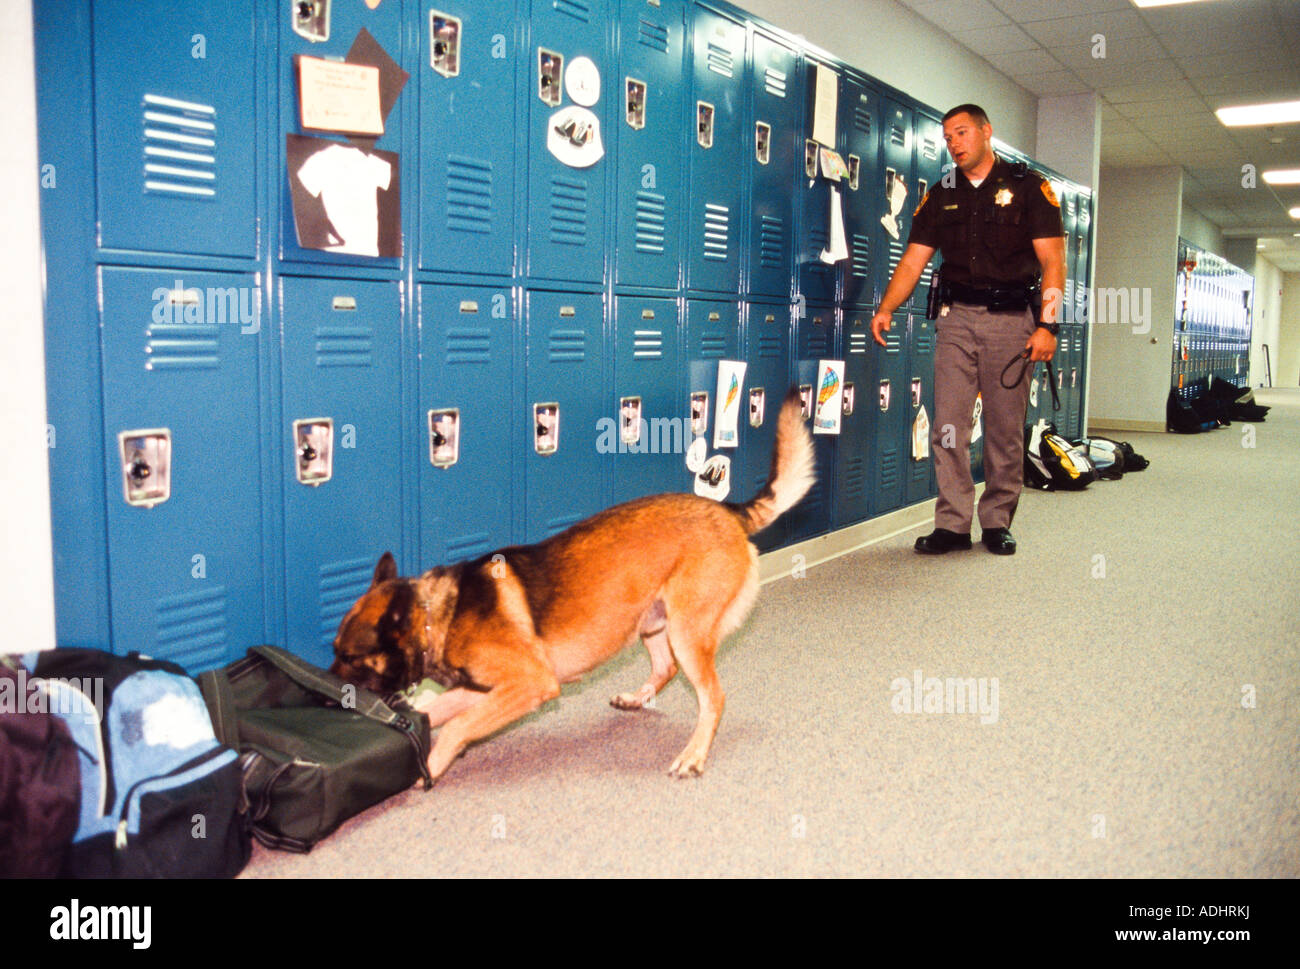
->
[297,144,392,257]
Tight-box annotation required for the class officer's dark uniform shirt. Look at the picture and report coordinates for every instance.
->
[908,153,1064,289]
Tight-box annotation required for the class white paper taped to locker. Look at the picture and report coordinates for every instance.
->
[547,105,605,168]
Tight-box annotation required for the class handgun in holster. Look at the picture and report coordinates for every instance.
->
[926,263,947,320]
[1026,280,1043,323]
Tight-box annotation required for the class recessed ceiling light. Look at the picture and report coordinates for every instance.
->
[1130,0,1215,7]
[1217,101,1300,127]
[1291,207,1300,219]
[1262,169,1300,185]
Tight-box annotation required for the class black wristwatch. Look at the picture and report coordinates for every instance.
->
[1036,322,1060,336]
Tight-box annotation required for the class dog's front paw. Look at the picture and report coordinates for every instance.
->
[668,754,705,779]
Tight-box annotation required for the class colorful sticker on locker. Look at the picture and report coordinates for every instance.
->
[912,405,930,461]
[813,360,845,435]
[971,393,983,445]
[713,360,747,449]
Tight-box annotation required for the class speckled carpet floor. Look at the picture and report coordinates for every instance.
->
[242,389,1300,877]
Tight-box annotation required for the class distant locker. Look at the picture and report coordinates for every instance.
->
[747,27,800,299]
[612,295,685,504]
[834,310,874,528]
[786,306,837,542]
[839,72,881,309]
[739,301,792,551]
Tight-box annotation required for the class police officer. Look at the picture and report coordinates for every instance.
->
[871,104,1066,556]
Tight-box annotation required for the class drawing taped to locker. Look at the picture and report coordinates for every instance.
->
[287,133,402,258]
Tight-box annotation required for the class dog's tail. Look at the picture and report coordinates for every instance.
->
[730,386,816,535]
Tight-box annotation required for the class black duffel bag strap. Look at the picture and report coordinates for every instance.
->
[197,666,241,750]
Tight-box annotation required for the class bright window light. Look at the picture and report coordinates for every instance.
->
[1261,169,1300,186]
[1216,101,1300,127]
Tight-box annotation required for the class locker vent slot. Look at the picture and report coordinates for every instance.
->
[637,17,669,53]
[635,191,667,253]
[447,532,492,561]
[446,155,494,234]
[702,204,730,261]
[879,448,899,488]
[850,233,871,278]
[698,333,727,358]
[155,586,227,667]
[849,332,869,355]
[445,328,492,364]
[888,239,904,278]
[553,0,591,23]
[319,558,375,648]
[919,262,933,290]
[145,323,219,371]
[548,329,587,362]
[1064,278,1075,306]
[806,330,830,355]
[633,329,663,359]
[884,330,901,354]
[706,41,734,78]
[757,334,782,358]
[315,326,373,368]
[764,67,787,98]
[843,456,866,499]
[1066,197,1076,221]
[914,330,933,354]
[549,177,589,247]
[920,136,940,161]
[888,123,907,148]
[808,223,828,259]
[142,93,217,199]
[759,216,784,267]
[853,105,873,136]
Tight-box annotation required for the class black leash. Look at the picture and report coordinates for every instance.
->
[1001,349,1061,411]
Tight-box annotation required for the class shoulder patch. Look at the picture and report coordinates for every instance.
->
[1040,180,1060,208]
[914,189,930,218]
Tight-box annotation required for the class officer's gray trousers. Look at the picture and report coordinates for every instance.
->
[930,300,1037,533]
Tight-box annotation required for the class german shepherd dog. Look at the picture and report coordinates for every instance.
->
[330,388,815,782]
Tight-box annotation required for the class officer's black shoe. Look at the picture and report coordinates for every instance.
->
[981,527,1016,555]
[914,528,972,555]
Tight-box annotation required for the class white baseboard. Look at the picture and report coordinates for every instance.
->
[1087,418,1165,434]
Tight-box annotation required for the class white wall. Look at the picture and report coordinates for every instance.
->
[739,0,1039,150]
[1250,256,1283,389]
[1090,166,1184,429]
[1036,92,1100,190]
[1280,272,1300,389]
[1,0,56,653]
[1179,204,1225,257]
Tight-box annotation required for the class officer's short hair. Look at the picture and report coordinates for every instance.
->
[943,104,990,128]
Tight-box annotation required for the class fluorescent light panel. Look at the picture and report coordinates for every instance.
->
[1262,169,1300,186]
[1291,207,1300,219]
[1216,100,1300,127]
[1130,0,1216,7]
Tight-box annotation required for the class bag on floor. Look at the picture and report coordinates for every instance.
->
[0,660,82,877]
[197,645,432,853]
[29,648,250,878]
[1070,436,1126,480]
[1024,420,1098,491]
[1167,389,1219,433]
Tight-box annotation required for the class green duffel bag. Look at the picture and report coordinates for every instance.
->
[198,645,432,853]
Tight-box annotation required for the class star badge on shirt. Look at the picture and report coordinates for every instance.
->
[994,187,1014,207]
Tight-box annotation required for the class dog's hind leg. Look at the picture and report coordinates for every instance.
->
[610,599,678,711]
[665,618,724,779]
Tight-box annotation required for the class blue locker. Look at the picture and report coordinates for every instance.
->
[840,73,881,309]
[614,0,686,290]
[786,305,836,541]
[684,298,741,495]
[834,310,873,527]
[686,3,746,294]
[879,98,916,309]
[279,276,404,668]
[796,57,837,304]
[1058,182,1077,315]
[276,0,405,268]
[524,290,608,541]
[904,311,936,504]
[612,295,684,503]
[417,0,519,277]
[418,283,515,566]
[747,27,799,299]
[93,0,258,259]
[99,267,264,671]
[869,308,908,514]
[525,0,612,284]
[1075,191,1091,328]
[740,301,792,551]
[912,110,945,301]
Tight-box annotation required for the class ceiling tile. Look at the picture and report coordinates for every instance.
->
[1174,48,1298,79]
[1050,35,1168,71]
[1019,10,1153,48]
[909,0,1011,32]
[1101,79,1200,104]
[983,48,1066,76]
[1070,58,1184,89]
[1190,72,1300,98]
[991,0,1130,21]
[1112,99,1203,120]
[1014,71,1092,96]
[951,22,1040,55]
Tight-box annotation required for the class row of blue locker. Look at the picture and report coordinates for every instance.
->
[1173,240,1253,391]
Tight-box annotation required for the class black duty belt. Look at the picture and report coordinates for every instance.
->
[946,281,1033,312]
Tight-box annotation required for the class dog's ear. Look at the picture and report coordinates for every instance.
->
[371,551,398,588]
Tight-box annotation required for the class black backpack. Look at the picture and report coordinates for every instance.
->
[1024,420,1099,491]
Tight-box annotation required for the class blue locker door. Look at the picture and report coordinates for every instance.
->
[913,111,945,302]
[905,312,936,504]
[614,0,685,290]
[613,296,684,503]
[99,267,264,672]
[834,310,873,527]
[684,299,741,495]
[93,0,257,258]
[418,283,515,566]
[1059,183,1077,316]
[1071,325,1086,438]
[280,277,403,668]
[525,0,611,284]
[797,58,837,304]
[879,99,916,308]
[417,0,518,277]
[740,302,792,552]
[1076,191,1091,326]
[686,4,745,294]
[276,0,404,268]
[748,29,799,299]
[869,308,907,514]
[525,291,608,541]
[786,306,836,542]
[840,74,881,309]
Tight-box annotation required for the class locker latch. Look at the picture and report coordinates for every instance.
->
[911,379,922,409]
[842,383,855,416]
[118,429,171,509]
[799,384,813,420]
[428,408,460,469]
[292,0,330,43]
[534,403,559,455]
[804,139,818,178]
[879,379,891,412]
[430,11,461,78]
[1071,368,1078,389]
[620,397,642,446]
[697,102,714,149]
[848,154,860,191]
[749,387,765,427]
[293,418,333,486]
[626,78,647,130]
[538,49,563,107]
[690,392,709,437]
[755,122,770,165]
